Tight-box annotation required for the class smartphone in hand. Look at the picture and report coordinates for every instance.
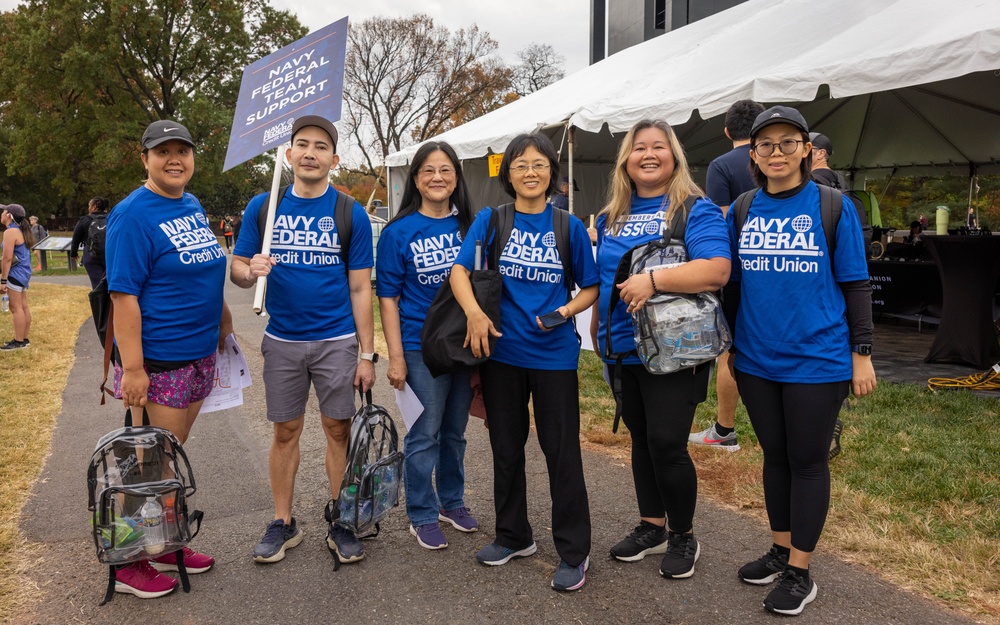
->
[539,311,568,329]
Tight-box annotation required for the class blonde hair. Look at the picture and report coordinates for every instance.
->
[601,119,704,236]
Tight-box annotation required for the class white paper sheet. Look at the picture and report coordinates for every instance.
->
[200,334,249,414]
[394,383,424,430]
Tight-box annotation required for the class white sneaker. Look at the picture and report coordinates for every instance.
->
[688,424,740,451]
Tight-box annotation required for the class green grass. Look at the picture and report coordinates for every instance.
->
[575,348,999,620]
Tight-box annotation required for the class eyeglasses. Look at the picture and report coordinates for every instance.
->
[752,139,805,157]
[417,166,456,177]
[509,163,550,174]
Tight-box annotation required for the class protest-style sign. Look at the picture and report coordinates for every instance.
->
[223,16,348,171]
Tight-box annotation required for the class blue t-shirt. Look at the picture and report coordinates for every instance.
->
[454,204,599,370]
[727,181,869,383]
[376,211,463,351]
[705,145,756,208]
[106,186,226,361]
[233,186,374,341]
[596,195,731,366]
[7,224,32,286]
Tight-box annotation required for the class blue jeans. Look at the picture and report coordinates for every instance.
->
[403,351,474,527]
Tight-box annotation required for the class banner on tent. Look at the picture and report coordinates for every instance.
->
[223,16,349,171]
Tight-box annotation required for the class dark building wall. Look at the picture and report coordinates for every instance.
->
[594,0,750,62]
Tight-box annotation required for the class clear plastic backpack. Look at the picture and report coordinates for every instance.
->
[86,408,202,604]
[324,391,403,568]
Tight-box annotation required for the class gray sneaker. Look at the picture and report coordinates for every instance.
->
[327,523,365,563]
[252,518,303,563]
[688,423,740,452]
[551,556,590,592]
[475,541,537,566]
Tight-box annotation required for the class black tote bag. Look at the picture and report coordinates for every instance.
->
[421,206,509,377]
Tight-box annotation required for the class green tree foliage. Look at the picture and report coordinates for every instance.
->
[0,0,306,217]
[865,173,1000,231]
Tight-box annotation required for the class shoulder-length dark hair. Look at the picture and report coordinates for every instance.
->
[498,133,560,199]
[391,141,474,238]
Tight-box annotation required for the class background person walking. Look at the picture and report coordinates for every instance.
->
[1,203,36,350]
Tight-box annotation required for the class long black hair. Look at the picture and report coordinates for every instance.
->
[391,141,474,238]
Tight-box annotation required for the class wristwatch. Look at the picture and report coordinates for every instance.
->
[360,352,380,363]
[850,344,873,356]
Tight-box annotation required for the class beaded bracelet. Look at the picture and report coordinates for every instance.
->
[648,270,662,295]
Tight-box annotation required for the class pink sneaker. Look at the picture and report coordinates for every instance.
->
[114,560,178,599]
[151,546,215,574]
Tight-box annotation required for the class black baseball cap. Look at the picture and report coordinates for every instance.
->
[809,132,833,155]
[291,115,338,150]
[750,106,809,138]
[142,120,195,150]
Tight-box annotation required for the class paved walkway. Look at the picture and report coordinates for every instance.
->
[12,272,980,624]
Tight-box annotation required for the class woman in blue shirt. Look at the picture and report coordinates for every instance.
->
[105,120,232,599]
[0,203,36,350]
[450,133,599,592]
[591,119,730,581]
[376,142,479,551]
[726,106,876,616]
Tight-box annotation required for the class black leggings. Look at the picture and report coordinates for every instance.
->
[735,370,848,552]
[619,363,710,534]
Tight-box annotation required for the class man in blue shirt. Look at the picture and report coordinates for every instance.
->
[231,115,376,566]
[691,99,763,452]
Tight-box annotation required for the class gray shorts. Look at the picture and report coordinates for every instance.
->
[261,335,358,422]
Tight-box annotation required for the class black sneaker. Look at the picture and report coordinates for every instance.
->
[327,523,365,563]
[1,340,24,351]
[739,545,789,585]
[659,531,699,579]
[252,518,303,563]
[610,521,669,562]
[764,569,818,616]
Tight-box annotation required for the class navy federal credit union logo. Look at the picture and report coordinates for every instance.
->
[499,227,563,284]
[409,232,461,286]
[268,213,342,265]
[738,214,822,274]
[159,213,225,265]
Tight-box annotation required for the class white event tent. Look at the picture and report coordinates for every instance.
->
[383,0,1000,222]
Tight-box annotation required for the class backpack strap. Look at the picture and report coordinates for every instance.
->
[100,566,116,605]
[817,183,842,262]
[257,184,291,247]
[100,297,115,405]
[551,206,574,297]
[732,188,760,243]
[334,190,358,271]
[176,548,191,593]
[490,203,516,269]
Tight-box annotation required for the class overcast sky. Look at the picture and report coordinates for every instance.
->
[0,0,592,74]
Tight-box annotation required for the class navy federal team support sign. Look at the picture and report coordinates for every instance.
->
[223,16,348,171]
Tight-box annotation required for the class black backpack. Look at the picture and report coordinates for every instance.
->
[255,185,357,268]
[86,213,108,264]
[87,408,203,605]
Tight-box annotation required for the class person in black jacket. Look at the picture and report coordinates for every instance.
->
[70,196,110,288]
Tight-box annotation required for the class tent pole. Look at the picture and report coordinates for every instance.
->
[568,124,575,215]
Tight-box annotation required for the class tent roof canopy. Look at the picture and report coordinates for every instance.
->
[385,0,1000,176]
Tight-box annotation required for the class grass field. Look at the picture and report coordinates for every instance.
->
[1,288,997,622]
